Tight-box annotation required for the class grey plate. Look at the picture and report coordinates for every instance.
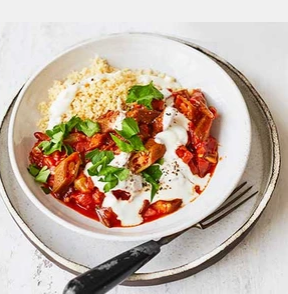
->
[0,36,281,286]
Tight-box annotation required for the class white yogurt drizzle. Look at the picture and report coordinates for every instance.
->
[84,103,210,227]
[47,72,122,129]
[48,72,210,226]
[47,85,78,130]
[137,74,181,98]
[47,73,180,130]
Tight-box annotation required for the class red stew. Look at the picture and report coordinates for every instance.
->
[29,89,218,227]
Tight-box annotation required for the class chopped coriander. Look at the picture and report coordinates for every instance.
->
[87,164,101,177]
[87,149,115,176]
[35,166,50,184]
[142,173,159,201]
[41,186,51,194]
[66,116,82,133]
[28,164,50,185]
[156,158,165,165]
[117,168,130,181]
[41,116,100,156]
[63,144,74,155]
[142,164,163,201]
[145,165,162,180]
[99,173,118,182]
[126,82,164,109]
[128,135,146,151]
[85,148,102,160]
[76,119,100,137]
[86,148,130,192]
[117,117,140,138]
[99,165,122,176]
[111,118,145,152]
[46,122,67,138]
[103,180,118,193]
[86,149,114,166]
[110,134,134,153]
[27,164,40,177]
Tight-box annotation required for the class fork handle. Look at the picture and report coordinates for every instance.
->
[63,240,161,294]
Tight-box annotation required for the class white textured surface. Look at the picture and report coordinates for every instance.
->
[0,23,287,294]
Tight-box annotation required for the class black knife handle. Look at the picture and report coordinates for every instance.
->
[63,240,161,294]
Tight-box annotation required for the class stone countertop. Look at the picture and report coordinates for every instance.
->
[0,23,287,294]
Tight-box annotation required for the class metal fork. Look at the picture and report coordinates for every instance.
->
[63,182,257,294]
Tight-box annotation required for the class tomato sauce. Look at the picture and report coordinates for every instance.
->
[28,90,219,228]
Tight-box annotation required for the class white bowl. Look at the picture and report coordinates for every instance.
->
[8,34,251,241]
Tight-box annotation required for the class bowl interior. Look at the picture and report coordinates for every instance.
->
[9,34,251,241]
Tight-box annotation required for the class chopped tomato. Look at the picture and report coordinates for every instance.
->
[151,99,165,111]
[71,192,94,209]
[176,146,193,164]
[174,94,195,120]
[143,199,182,222]
[196,157,211,178]
[34,132,50,141]
[96,207,121,228]
[28,87,218,228]
[92,189,105,206]
[112,190,131,201]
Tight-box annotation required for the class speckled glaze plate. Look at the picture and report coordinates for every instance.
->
[0,35,280,286]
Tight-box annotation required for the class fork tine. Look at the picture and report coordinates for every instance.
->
[227,182,247,199]
[200,185,253,223]
[201,191,258,229]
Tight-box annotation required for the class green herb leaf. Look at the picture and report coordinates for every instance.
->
[87,149,115,176]
[156,158,165,165]
[110,134,134,153]
[66,116,82,133]
[63,144,74,155]
[87,164,101,176]
[38,140,62,155]
[42,123,66,155]
[35,166,50,184]
[112,118,145,152]
[51,131,64,143]
[41,186,51,194]
[86,148,131,193]
[99,173,118,182]
[103,180,118,193]
[46,123,67,138]
[126,82,164,109]
[38,140,51,152]
[145,165,163,180]
[141,164,162,201]
[98,166,121,176]
[86,149,114,166]
[142,172,159,201]
[117,168,130,181]
[85,148,101,160]
[27,164,40,177]
[117,118,140,138]
[42,116,99,156]
[128,135,145,151]
[77,119,100,137]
